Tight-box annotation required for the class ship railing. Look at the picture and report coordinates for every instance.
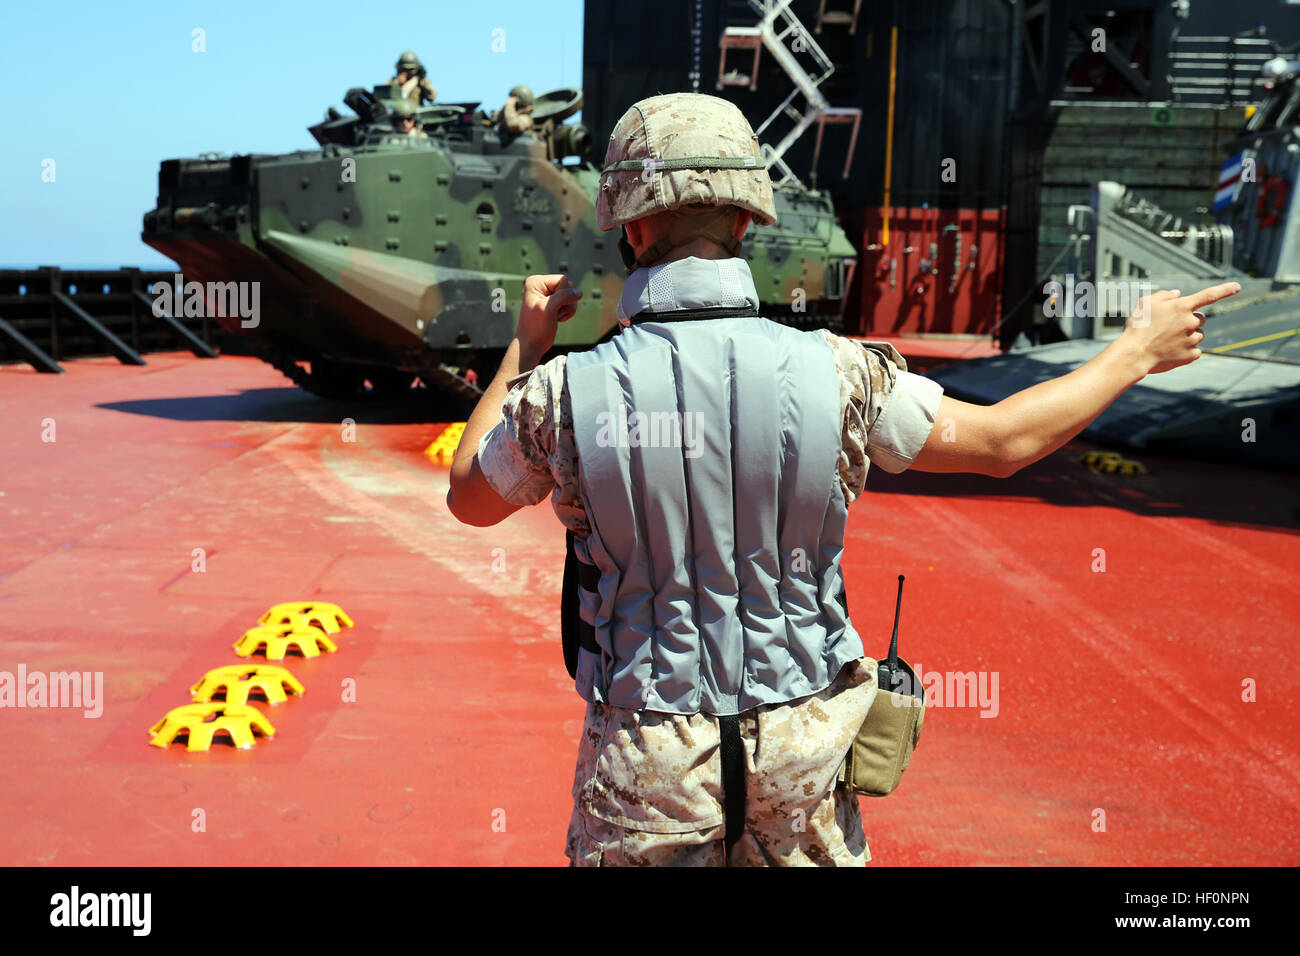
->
[1169,35,1276,105]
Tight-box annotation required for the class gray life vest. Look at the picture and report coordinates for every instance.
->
[563,303,864,716]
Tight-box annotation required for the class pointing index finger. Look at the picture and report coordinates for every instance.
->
[1179,282,1241,312]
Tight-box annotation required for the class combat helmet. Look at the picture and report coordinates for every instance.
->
[596,92,776,232]
[390,98,419,121]
[509,85,535,110]
[395,51,422,75]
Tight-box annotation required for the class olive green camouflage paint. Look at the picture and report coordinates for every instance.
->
[250,133,626,352]
[144,97,856,395]
[252,138,850,341]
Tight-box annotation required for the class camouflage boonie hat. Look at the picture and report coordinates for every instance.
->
[597,93,777,231]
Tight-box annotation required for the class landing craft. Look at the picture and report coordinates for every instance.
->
[142,85,857,410]
[930,55,1300,469]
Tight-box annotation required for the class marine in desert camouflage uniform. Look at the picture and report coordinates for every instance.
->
[448,92,1243,869]
[450,92,944,866]
[389,50,437,106]
[491,84,558,157]
[482,294,929,866]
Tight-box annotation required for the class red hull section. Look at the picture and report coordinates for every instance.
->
[1,354,1296,865]
[859,207,1005,338]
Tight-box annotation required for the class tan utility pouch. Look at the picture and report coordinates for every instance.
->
[838,658,925,797]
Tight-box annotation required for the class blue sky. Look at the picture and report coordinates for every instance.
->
[0,0,585,269]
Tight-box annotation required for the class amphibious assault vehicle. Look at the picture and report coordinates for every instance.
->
[142,85,857,407]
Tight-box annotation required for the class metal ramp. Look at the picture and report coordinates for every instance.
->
[1059,181,1244,338]
[1090,181,1237,282]
[1056,180,1289,340]
[717,0,862,185]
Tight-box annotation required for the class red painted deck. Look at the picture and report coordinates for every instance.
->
[1,352,1296,865]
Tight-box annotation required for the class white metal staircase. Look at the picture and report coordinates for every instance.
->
[716,0,862,186]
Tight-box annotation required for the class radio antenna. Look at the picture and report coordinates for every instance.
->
[888,574,904,668]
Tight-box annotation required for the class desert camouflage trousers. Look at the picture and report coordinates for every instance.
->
[565,657,878,866]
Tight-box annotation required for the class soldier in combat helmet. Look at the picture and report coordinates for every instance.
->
[496,84,536,135]
[447,92,1239,866]
[389,99,427,139]
[490,85,558,157]
[390,50,437,106]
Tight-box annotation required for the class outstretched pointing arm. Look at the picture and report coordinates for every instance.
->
[910,283,1240,477]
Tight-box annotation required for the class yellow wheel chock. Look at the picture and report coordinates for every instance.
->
[234,625,338,660]
[149,703,275,751]
[190,664,304,706]
[1079,451,1147,475]
[424,422,467,464]
[1080,451,1121,470]
[258,601,353,634]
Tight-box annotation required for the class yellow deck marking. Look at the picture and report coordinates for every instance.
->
[1209,327,1300,353]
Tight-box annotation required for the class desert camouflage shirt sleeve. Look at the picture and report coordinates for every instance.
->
[476,355,589,538]
[818,331,944,500]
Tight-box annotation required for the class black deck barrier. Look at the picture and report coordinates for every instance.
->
[0,266,227,372]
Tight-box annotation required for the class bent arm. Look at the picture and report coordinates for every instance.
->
[446,274,580,527]
[911,338,1147,477]
[446,339,527,526]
